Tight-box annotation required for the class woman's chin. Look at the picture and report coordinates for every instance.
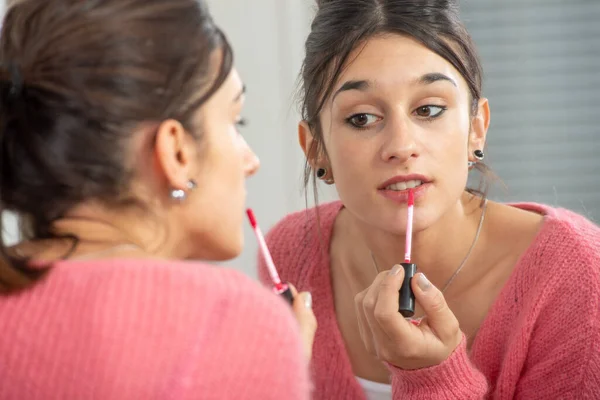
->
[209,240,244,262]
[365,208,437,237]
[186,232,244,262]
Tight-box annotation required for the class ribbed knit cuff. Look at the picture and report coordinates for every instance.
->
[387,335,488,399]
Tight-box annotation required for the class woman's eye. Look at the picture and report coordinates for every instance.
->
[346,113,381,128]
[414,105,446,119]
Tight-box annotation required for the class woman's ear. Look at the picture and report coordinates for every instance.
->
[468,98,490,154]
[299,120,330,169]
[299,120,318,168]
[153,119,197,190]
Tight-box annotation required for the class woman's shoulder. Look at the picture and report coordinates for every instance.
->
[49,258,303,356]
[126,260,309,397]
[56,257,277,300]
[508,203,600,300]
[520,203,600,261]
[264,201,343,250]
[7,259,309,398]
[259,201,342,282]
[41,258,290,325]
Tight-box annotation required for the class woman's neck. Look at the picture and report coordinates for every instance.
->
[15,203,185,262]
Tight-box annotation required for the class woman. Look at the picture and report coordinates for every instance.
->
[0,0,315,399]
[260,0,600,399]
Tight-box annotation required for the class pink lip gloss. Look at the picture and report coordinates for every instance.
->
[399,189,416,317]
[246,208,294,304]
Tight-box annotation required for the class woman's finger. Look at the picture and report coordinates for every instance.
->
[292,291,317,360]
[361,271,395,357]
[354,289,376,355]
[411,273,461,346]
[372,264,414,339]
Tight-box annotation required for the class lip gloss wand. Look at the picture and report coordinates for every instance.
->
[246,208,294,304]
[399,189,417,318]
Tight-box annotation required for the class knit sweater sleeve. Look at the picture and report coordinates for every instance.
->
[511,217,600,399]
[388,211,600,399]
[176,268,311,399]
[511,273,600,399]
[387,336,488,399]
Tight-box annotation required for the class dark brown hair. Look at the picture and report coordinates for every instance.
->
[299,0,492,202]
[0,0,232,292]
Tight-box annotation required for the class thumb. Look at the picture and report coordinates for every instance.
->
[412,273,460,345]
[288,283,317,360]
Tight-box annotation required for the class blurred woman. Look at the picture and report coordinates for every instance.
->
[0,1,315,399]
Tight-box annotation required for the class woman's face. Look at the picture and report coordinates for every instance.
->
[303,34,488,234]
[186,67,260,260]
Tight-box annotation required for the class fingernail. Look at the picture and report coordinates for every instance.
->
[418,273,432,291]
[389,264,402,276]
[304,293,312,309]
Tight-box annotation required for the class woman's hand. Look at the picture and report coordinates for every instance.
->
[355,266,462,370]
[289,284,317,361]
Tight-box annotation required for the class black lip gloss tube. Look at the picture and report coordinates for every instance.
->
[399,262,417,317]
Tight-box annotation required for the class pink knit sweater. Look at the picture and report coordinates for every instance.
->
[259,201,600,399]
[0,259,310,399]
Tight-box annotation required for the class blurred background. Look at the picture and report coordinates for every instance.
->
[2,0,599,278]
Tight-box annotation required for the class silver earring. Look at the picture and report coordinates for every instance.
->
[170,179,197,201]
[468,149,485,167]
[316,167,334,185]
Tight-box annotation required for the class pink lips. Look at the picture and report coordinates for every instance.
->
[378,174,431,190]
[377,174,432,204]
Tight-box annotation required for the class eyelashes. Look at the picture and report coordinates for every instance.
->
[414,105,447,120]
[345,113,381,128]
[344,105,447,130]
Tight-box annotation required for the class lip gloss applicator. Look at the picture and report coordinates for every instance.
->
[246,208,295,305]
[399,189,417,318]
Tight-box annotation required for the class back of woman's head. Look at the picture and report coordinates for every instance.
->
[0,0,233,290]
[300,0,486,188]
